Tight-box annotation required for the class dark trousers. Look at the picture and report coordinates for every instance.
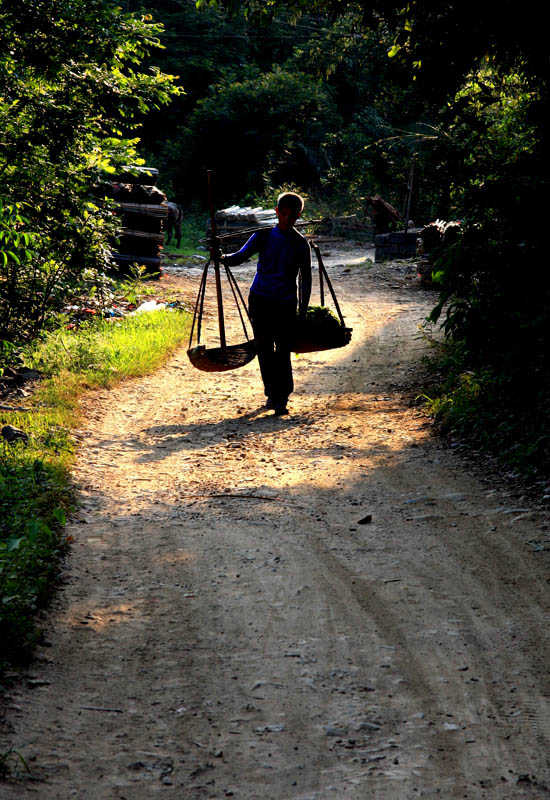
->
[248,291,296,403]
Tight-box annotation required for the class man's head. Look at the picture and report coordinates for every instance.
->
[276,192,304,232]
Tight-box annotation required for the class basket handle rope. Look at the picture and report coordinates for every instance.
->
[207,170,227,354]
[188,260,253,350]
[311,242,346,327]
[188,259,210,350]
[225,263,253,342]
[319,247,325,307]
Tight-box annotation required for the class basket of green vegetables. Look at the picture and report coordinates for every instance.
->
[292,305,352,353]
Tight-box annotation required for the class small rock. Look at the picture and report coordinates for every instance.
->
[41,761,70,773]
[2,424,29,444]
[357,721,381,731]
[256,723,285,733]
[324,726,347,737]
[358,515,372,525]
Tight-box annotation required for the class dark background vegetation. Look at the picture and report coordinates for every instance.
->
[1,0,548,474]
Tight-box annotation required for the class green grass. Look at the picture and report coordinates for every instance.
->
[163,213,208,259]
[0,746,32,779]
[30,308,191,387]
[419,334,550,477]
[0,443,72,663]
[1,307,191,667]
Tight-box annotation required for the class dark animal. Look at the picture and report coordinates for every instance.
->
[364,195,402,239]
[165,202,183,248]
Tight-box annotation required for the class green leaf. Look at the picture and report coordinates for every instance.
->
[2,596,18,605]
[52,508,67,526]
[7,537,24,552]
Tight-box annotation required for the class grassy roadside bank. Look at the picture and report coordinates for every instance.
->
[418,335,550,481]
[1,306,191,669]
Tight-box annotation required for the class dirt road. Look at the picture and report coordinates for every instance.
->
[1,247,549,799]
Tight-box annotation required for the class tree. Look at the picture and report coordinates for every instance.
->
[0,0,181,339]
[140,3,424,214]
[138,0,333,201]
[179,67,343,205]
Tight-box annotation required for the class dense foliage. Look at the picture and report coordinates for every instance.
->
[0,0,181,340]
[386,2,549,469]
[138,2,425,212]
[0,446,71,663]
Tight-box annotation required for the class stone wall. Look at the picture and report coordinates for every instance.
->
[374,229,421,262]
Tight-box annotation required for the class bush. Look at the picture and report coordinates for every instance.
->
[0,445,71,664]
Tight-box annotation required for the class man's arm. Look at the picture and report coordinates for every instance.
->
[221,232,261,267]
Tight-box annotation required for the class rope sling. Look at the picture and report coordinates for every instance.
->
[187,172,351,372]
[187,171,256,372]
[293,242,352,353]
[187,257,257,372]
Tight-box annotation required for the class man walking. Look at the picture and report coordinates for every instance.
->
[222,192,311,415]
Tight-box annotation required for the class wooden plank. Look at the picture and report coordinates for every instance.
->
[116,202,168,217]
[122,229,165,242]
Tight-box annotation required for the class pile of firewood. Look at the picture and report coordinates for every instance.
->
[416,219,461,285]
[212,205,277,249]
[216,205,278,230]
[93,167,168,275]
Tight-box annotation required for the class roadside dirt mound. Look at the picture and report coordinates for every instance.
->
[1,246,549,799]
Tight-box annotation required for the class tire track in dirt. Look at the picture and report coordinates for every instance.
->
[1,249,549,799]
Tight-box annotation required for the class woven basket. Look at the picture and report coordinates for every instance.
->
[187,340,257,372]
[292,325,352,354]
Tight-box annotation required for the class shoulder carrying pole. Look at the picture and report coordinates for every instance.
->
[207,170,227,355]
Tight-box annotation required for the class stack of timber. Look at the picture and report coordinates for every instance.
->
[212,205,278,251]
[94,167,168,275]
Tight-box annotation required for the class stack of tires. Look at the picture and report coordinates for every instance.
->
[97,166,168,276]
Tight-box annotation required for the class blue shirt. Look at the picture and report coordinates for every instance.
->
[223,225,311,306]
